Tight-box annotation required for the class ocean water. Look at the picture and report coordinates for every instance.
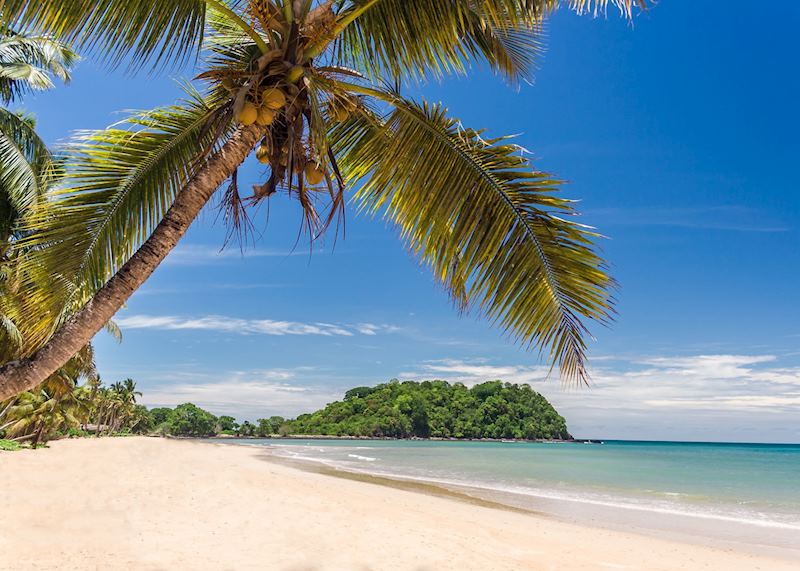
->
[226,439,800,554]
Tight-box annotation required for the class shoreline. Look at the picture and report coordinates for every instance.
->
[246,441,800,562]
[3,437,798,570]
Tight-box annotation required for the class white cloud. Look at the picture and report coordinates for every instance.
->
[633,354,777,380]
[141,369,340,419]
[116,314,399,338]
[355,323,404,336]
[400,359,551,386]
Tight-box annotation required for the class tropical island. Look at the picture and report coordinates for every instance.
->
[0,379,569,447]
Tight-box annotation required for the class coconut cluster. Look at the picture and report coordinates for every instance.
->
[229,62,330,193]
[236,86,286,127]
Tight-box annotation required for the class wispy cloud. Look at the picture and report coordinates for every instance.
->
[162,244,307,266]
[116,314,399,338]
[141,368,340,418]
[355,323,403,336]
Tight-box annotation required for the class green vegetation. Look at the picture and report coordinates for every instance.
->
[139,381,568,440]
[145,404,287,439]
[164,403,219,437]
[290,381,569,440]
[0,438,22,451]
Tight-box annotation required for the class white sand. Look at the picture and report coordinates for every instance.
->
[0,437,794,570]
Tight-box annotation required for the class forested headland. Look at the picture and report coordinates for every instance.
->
[290,380,570,440]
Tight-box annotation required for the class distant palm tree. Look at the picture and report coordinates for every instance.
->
[121,378,142,403]
[0,1,645,400]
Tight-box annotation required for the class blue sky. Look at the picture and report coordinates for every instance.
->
[21,3,800,442]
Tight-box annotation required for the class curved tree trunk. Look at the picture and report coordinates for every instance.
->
[0,125,263,401]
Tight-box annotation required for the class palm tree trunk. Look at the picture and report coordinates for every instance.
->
[0,125,263,401]
[31,422,45,448]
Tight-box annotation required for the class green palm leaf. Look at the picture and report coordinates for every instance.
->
[0,32,78,103]
[0,0,208,70]
[15,87,232,343]
[0,108,52,215]
[332,0,545,82]
[331,89,614,383]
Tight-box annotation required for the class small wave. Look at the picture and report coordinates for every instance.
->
[347,454,378,462]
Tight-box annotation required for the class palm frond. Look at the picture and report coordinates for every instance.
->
[0,32,78,103]
[0,107,53,215]
[103,319,122,343]
[332,0,547,82]
[0,313,22,350]
[330,88,614,383]
[14,87,233,345]
[0,0,208,70]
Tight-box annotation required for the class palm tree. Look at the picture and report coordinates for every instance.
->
[100,378,141,432]
[0,0,645,400]
[0,27,77,361]
[121,378,142,403]
[1,344,96,447]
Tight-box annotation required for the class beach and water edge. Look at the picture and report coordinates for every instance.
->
[237,438,800,561]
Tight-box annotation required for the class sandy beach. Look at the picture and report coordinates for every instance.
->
[0,437,794,571]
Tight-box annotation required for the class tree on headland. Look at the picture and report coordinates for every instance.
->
[149,407,175,427]
[0,0,648,400]
[257,416,287,436]
[167,403,219,437]
[217,415,239,434]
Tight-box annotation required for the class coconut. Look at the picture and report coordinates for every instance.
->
[262,88,287,110]
[237,102,258,126]
[304,164,325,186]
[286,65,305,84]
[255,144,270,164]
[256,107,275,126]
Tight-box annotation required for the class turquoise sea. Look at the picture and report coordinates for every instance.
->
[227,439,800,555]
